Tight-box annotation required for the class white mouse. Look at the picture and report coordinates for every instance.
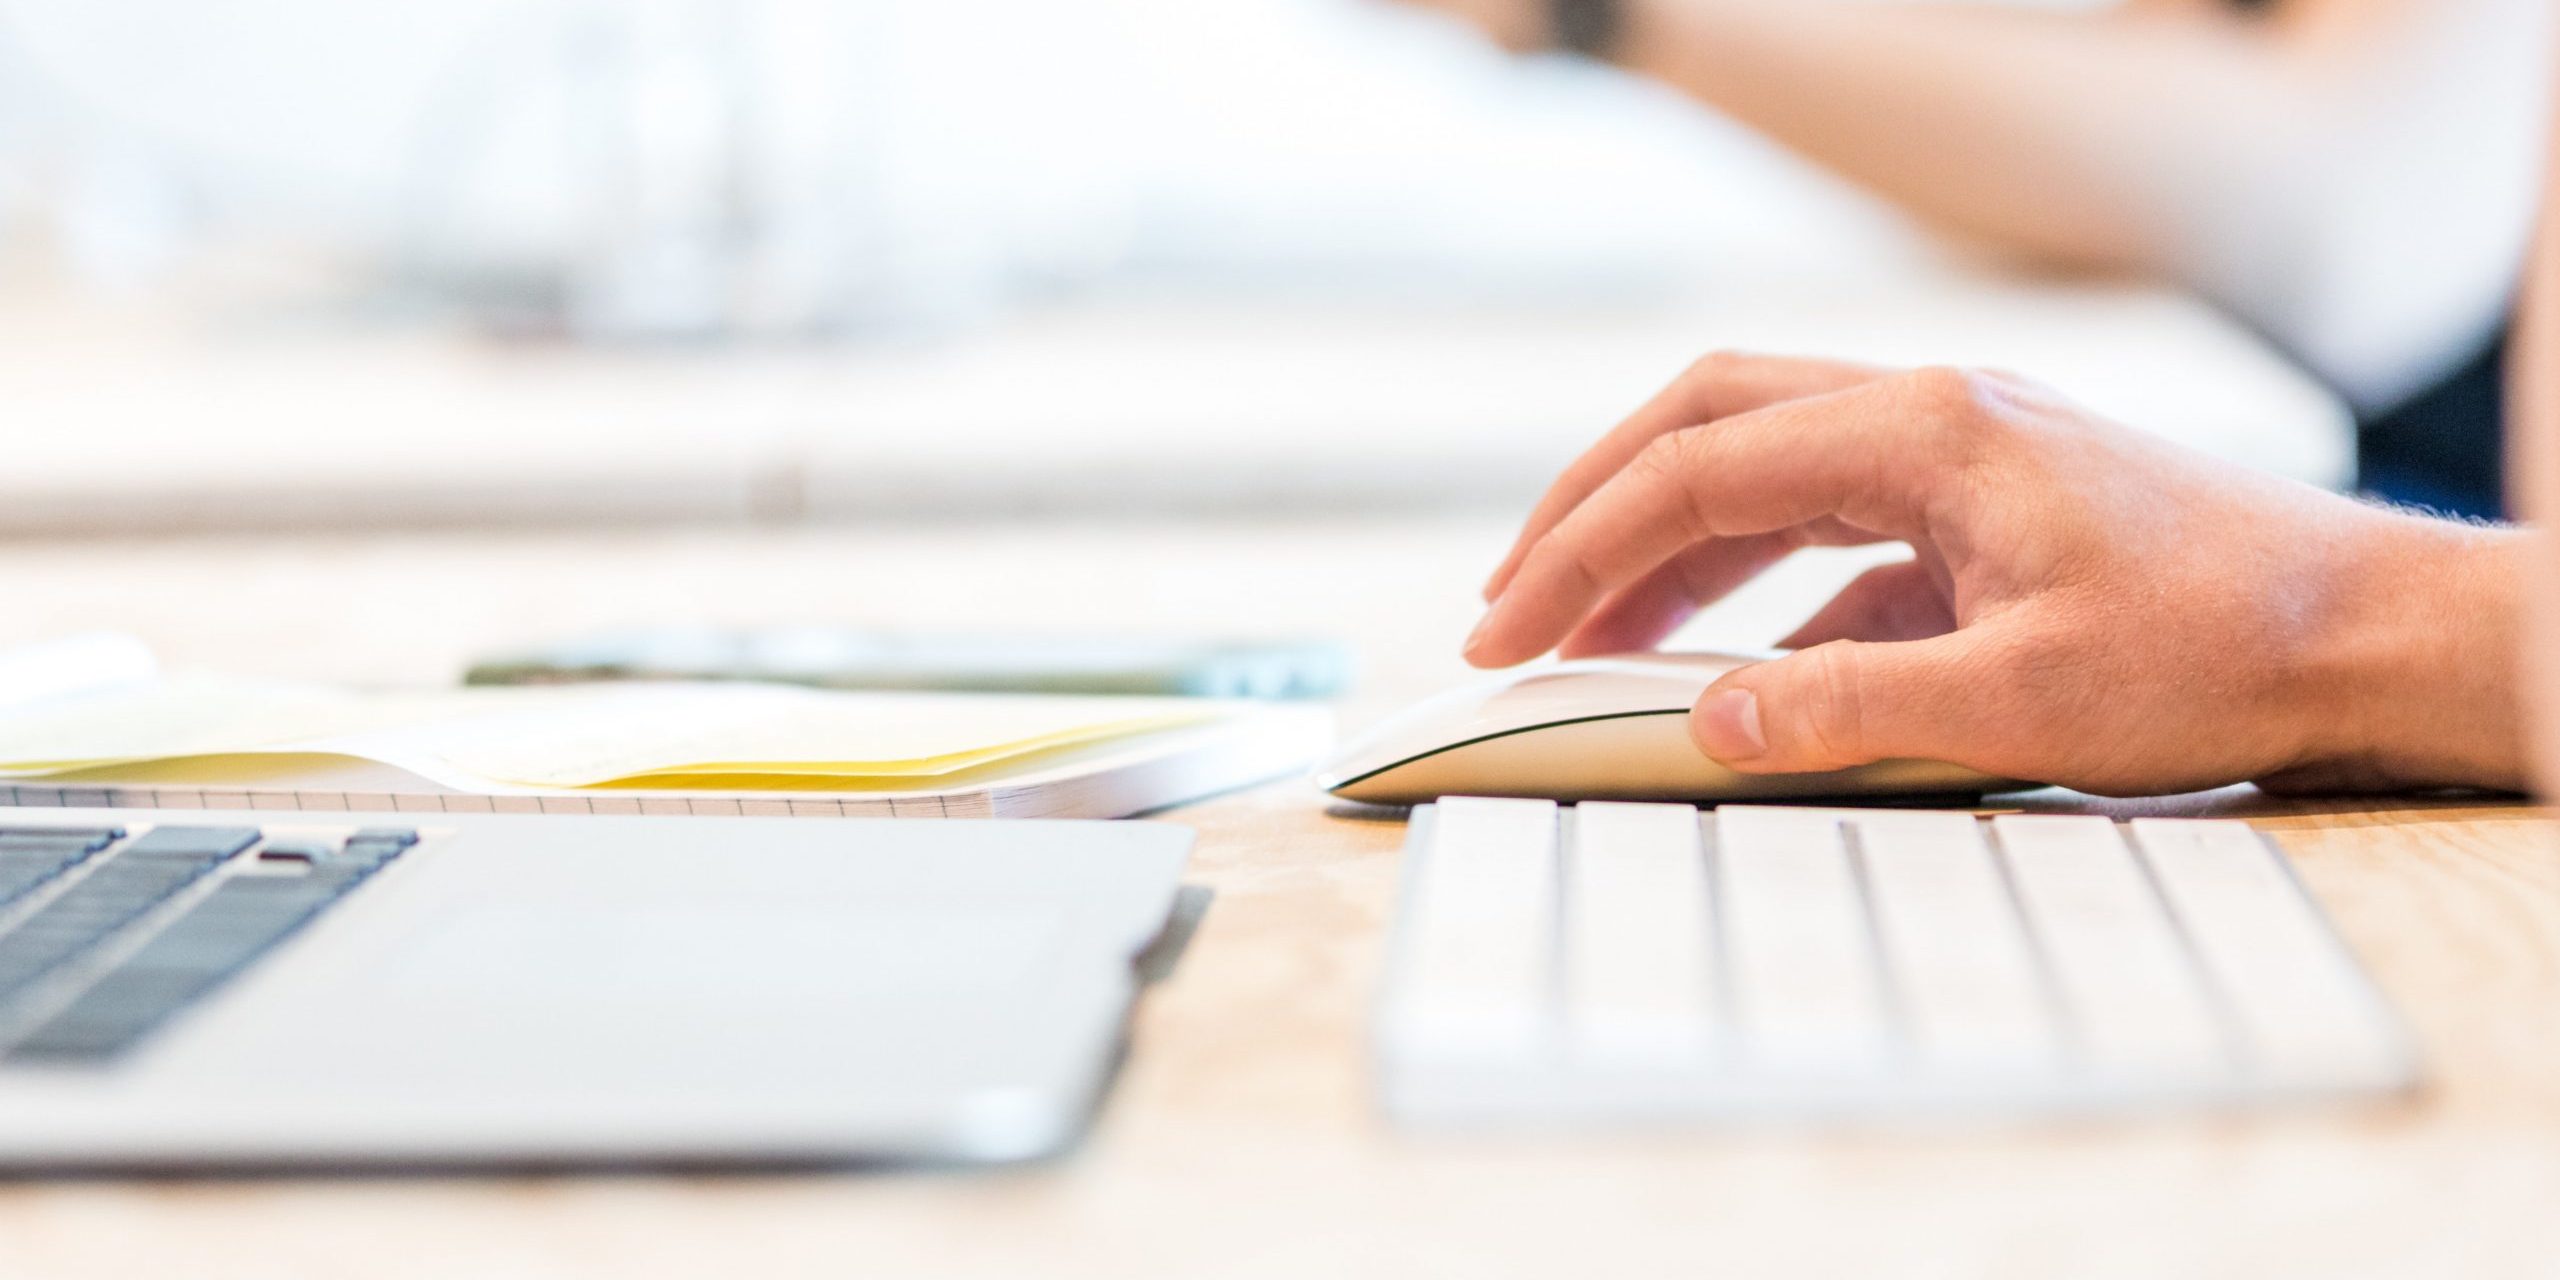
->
[1317,652,2022,806]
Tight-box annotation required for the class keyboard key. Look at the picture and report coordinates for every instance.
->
[1561,802,1717,1071]
[0,871,56,906]
[0,836,110,860]
[0,852,228,1000]
[0,848,91,907]
[1991,816,2230,1082]
[1715,806,1889,1078]
[7,1018,160,1063]
[122,907,319,973]
[8,972,227,1062]
[119,827,260,861]
[2130,820,2414,1090]
[0,847,92,873]
[1847,811,2057,1076]
[0,829,121,852]
[70,863,204,899]
[336,829,419,869]
[43,971,213,1022]
[1384,797,1559,1064]
[254,839,336,864]
[6,871,361,1062]
[309,849,405,891]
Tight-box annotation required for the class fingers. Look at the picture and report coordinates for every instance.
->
[1554,533,1800,658]
[1468,369,1995,668]
[1689,632,2009,774]
[1776,560,1956,649]
[1480,352,1885,603]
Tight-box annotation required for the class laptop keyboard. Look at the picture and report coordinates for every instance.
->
[1376,798,2418,1126]
[0,823,417,1065]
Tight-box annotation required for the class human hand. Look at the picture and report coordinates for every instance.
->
[1466,353,2531,797]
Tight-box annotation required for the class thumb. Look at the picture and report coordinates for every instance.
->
[1691,635,1997,774]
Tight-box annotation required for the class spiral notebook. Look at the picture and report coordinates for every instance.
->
[0,634,1329,819]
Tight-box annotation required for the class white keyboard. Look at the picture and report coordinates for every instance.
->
[1375,798,2418,1127]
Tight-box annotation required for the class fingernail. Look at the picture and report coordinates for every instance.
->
[1463,610,1496,661]
[1464,589,1512,662]
[1695,689,1767,761]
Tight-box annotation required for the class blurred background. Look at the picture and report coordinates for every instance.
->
[0,0,2542,531]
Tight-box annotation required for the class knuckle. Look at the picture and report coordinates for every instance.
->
[1678,350,1752,414]
[1899,365,2009,457]
[1556,539,1610,599]
[1629,426,1719,538]
[1971,366,2069,418]
[1660,421,1721,472]
[1623,432,1684,492]
[1626,423,1697,476]
[1683,349,1749,386]
[1517,524,1607,600]
[1900,364,1990,417]
[1790,642,1870,765]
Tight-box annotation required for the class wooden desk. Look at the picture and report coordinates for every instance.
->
[0,518,2549,1280]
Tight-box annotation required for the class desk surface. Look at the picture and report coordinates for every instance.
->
[0,518,2549,1280]
[0,269,2347,532]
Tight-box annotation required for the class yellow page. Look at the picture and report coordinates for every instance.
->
[0,677,1225,791]
[351,682,1216,788]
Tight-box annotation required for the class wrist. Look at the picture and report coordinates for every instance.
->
[2272,514,2532,793]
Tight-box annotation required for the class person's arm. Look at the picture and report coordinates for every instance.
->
[2523,370,2560,790]
[1406,0,2551,407]
[1466,351,2531,796]
[2515,103,2560,796]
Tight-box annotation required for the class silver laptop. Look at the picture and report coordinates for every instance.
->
[0,808,1189,1169]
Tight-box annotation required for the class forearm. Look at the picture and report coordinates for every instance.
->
[1615,0,2310,270]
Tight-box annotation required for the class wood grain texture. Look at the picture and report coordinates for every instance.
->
[0,520,2548,1280]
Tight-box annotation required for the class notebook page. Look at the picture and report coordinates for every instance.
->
[0,677,442,772]
[0,633,159,715]
[328,683,1216,787]
[0,677,1224,791]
